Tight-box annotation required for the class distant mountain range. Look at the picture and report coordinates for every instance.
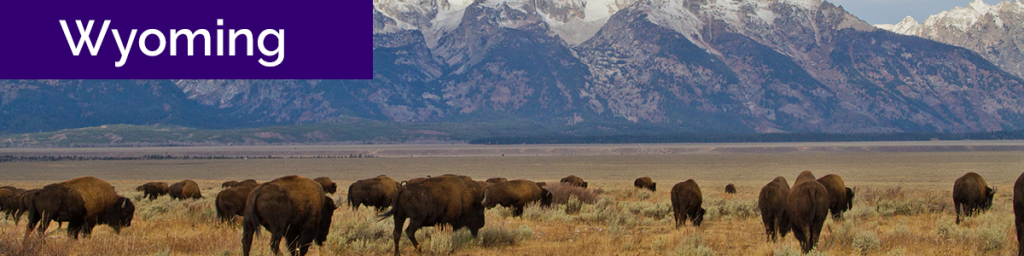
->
[4,0,1024,143]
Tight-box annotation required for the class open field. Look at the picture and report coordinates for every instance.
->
[2,143,1024,255]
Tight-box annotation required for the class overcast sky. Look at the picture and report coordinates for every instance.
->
[828,0,1005,25]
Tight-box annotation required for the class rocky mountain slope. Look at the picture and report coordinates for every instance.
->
[3,0,1024,138]
[876,0,1024,78]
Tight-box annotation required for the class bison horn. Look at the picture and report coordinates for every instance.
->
[122,198,128,208]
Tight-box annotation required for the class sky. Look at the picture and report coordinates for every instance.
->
[828,0,1006,25]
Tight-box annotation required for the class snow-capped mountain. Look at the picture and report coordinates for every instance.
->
[876,0,1024,78]
[4,0,1024,136]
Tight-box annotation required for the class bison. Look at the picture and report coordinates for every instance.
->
[486,177,508,184]
[671,179,706,228]
[786,171,830,253]
[846,187,855,210]
[381,175,487,256]
[314,177,337,194]
[216,181,260,222]
[169,180,203,200]
[725,184,737,194]
[242,175,336,256]
[1013,172,1024,256]
[136,182,169,201]
[560,175,588,188]
[1,186,23,219]
[817,174,850,219]
[12,189,40,224]
[348,175,400,211]
[634,177,656,192]
[222,181,240,188]
[758,176,791,242]
[953,172,996,224]
[483,179,552,216]
[25,177,134,239]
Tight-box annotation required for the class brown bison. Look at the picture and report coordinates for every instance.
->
[953,172,996,224]
[483,179,552,216]
[725,184,737,194]
[242,175,336,256]
[671,179,706,228]
[222,180,240,188]
[136,182,169,201]
[314,177,337,194]
[817,174,851,219]
[560,175,588,188]
[1014,172,1024,256]
[381,175,487,256]
[786,171,830,253]
[1,186,23,219]
[25,177,135,239]
[169,180,203,200]
[348,175,400,211]
[216,182,260,222]
[12,189,40,224]
[486,177,508,184]
[758,176,791,242]
[634,177,656,192]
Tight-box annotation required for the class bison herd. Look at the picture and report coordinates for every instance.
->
[7,171,1024,255]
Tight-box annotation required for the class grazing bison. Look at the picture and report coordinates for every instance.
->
[725,184,737,194]
[670,179,706,228]
[222,181,240,188]
[483,179,552,216]
[486,177,508,184]
[786,171,830,253]
[758,176,791,242]
[1,186,23,219]
[381,175,487,256]
[216,182,260,222]
[634,177,656,192]
[241,175,336,256]
[845,187,855,210]
[348,175,400,211]
[12,189,41,224]
[953,172,996,224]
[1013,172,1024,256]
[816,174,850,219]
[169,180,203,200]
[136,182,169,201]
[314,177,337,194]
[560,175,588,188]
[25,177,135,239]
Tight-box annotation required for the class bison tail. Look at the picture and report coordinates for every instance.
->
[377,206,396,221]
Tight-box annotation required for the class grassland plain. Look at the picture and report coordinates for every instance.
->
[1,147,1024,255]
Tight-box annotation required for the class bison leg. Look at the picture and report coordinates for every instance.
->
[405,220,424,253]
[242,220,256,256]
[1016,215,1024,256]
[392,215,405,256]
[799,225,813,253]
[513,206,525,217]
[268,231,284,255]
[955,202,962,224]
[762,213,775,242]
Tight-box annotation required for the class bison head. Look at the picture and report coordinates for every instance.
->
[846,187,855,210]
[651,183,657,192]
[983,186,996,210]
[582,182,588,189]
[315,196,337,246]
[103,196,135,233]
[539,188,553,207]
[691,208,706,227]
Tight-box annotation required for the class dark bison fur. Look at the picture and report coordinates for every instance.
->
[1013,172,1024,256]
[25,177,134,239]
[348,175,400,211]
[725,184,737,194]
[758,176,791,242]
[380,175,487,256]
[816,174,850,219]
[169,180,203,200]
[486,177,508,184]
[314,177,337,194]
[560,175,588,188]
[216,182,260,222]
[242,175,335,256]
[786,171,829,253]
[483,179,552,216]
[671,179,705,228]
[223,181,240,188]
[634,177,656,192]
[136,182,169,201]
[953,172,996,224]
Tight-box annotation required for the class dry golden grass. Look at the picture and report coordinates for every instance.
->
[1,148,1023,255]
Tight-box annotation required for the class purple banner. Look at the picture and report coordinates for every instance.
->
[0,0,370,79]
